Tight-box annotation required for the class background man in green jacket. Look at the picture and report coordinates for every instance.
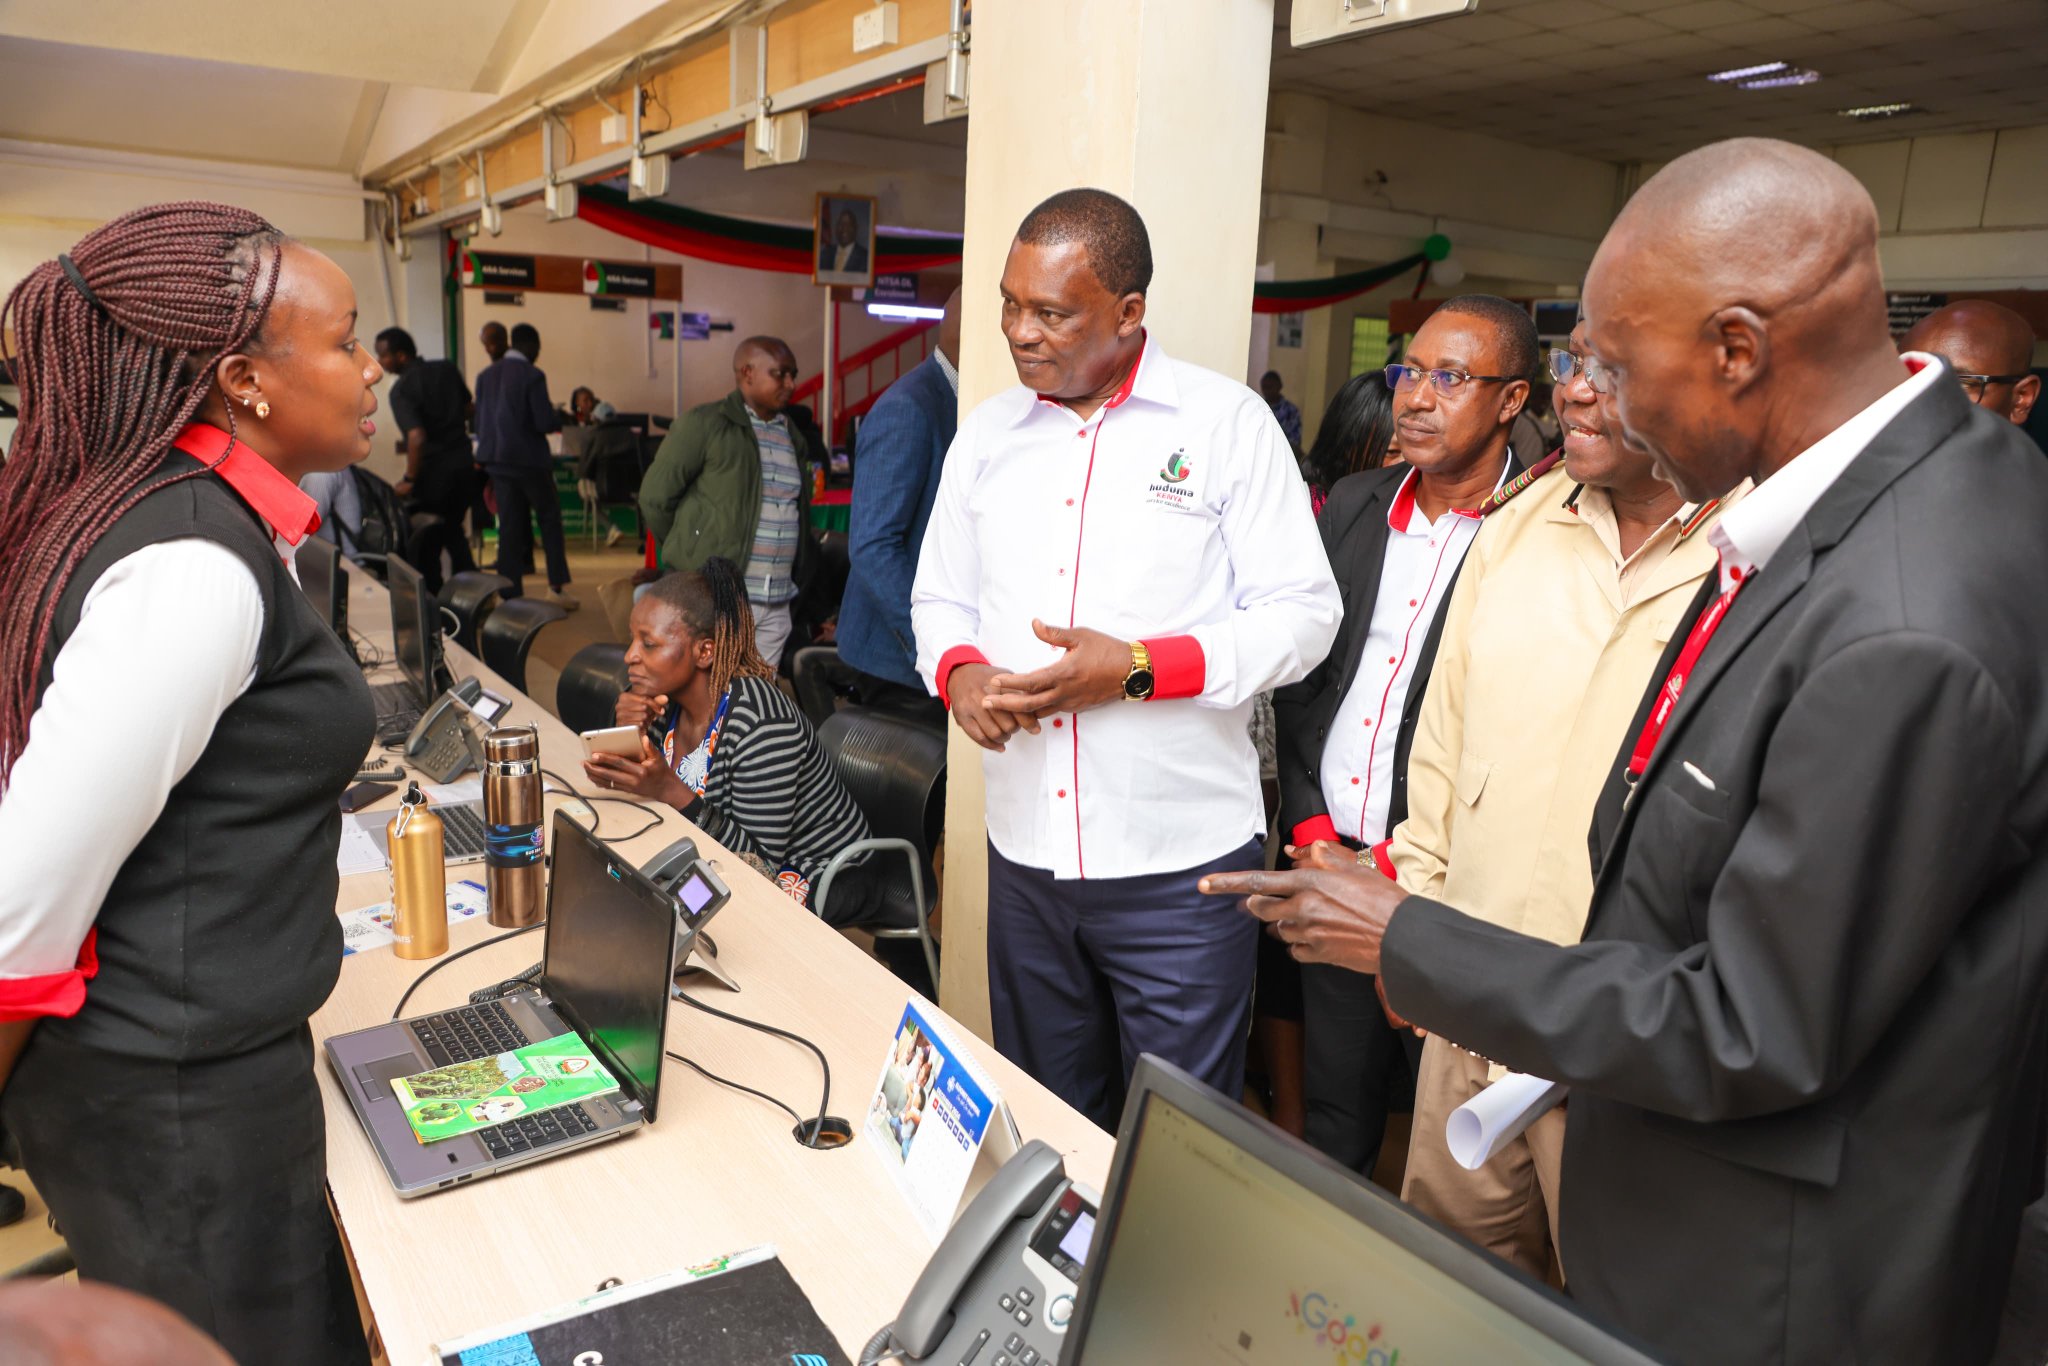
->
[640,335,820,668]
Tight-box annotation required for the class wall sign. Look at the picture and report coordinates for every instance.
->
[463,251,537,288]
[1887,293,1948,334]
[872,272,919,305]
[583,260,659,298]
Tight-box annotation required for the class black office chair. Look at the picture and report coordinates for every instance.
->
[556,644,631,736]
[435,571,513,654]
[812,707,946,990]
[478,597,567,694]
[790,645,850,729]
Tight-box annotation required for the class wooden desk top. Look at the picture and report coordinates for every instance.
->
[317,566,1111,1362]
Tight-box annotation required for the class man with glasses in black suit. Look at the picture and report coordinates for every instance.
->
[1901,298,2039,426]
[1273,294,1543,1180]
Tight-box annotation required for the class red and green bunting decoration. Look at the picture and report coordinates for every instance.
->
[578,183,963,273]
[576,182,1445,312]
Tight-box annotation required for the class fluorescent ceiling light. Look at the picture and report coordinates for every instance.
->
[867,303,946,321]
[1738,68,1820,89]
[1839,102,1917,119]
[1707,60,1788,83]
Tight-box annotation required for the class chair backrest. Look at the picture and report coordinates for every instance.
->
[556,643,631,736]
[477,596,568,693]
[435,571,513,654]
[789,646,844,730]
[816,706,948,855]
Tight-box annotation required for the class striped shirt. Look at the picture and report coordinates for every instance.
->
[660,676,869,909]
[745,412,803,604]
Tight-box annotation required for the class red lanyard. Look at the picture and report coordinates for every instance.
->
[1625,566,1746,785]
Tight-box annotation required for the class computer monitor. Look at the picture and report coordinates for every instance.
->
[386,555,440,703]
[294,535,347,639]
[1065,1057,1660,1365]
[539,812,679,1123]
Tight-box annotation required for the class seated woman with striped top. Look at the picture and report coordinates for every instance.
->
[583,557,871,914]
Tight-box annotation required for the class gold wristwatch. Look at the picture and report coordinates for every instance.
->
[1122,641,1156,701]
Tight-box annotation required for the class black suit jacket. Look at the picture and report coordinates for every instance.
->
[1273,449,1526,844]
[1383,377,2048,1363]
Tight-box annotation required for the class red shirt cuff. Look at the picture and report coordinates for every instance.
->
[1290,815,1341,848]
[935,646,990,710]
[0,928,98,1023]
[1140,634,1205,701]
[1369,838,1397,881]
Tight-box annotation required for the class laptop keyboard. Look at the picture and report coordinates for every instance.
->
[409,1000,532,1066]
[477,1104,604,1158]
[405,1002,605,1158]
[439,803,487,861]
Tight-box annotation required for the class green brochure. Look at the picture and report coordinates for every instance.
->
[392,1033,620,1144]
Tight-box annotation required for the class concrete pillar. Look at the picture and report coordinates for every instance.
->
[939,0,1278,1040]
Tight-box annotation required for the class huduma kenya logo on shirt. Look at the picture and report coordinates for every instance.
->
[1160,450,1192,483]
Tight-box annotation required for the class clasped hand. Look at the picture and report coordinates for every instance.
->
[949,619,1130,753]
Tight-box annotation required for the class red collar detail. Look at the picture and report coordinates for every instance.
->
[1387,466,1422,532]
[1902,354,1929,376]
[1103,332,1147,410]
[171,423,322,545]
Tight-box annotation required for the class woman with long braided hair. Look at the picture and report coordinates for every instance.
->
[584,557,875,916]
[0,203,382,1363]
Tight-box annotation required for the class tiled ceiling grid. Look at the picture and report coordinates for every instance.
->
[1271,0,2048,164]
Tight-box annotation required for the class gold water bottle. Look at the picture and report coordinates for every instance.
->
[387,783,448,960]
[483,726,546,928]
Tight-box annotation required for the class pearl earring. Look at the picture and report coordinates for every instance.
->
[255,401,271,419]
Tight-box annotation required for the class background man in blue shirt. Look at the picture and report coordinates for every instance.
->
[837,288,961,716]
[474,322,574,608]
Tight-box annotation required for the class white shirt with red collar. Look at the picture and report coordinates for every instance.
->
[1709,352,1944,593]
[1304,456,1512,849]
[911,335,1340,880]
[0,425,322,1021]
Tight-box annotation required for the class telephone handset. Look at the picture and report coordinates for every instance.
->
[861,1139,1100,1366]
[403,676,497,783]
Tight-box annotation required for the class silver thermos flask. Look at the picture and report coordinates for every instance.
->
[483,725,545,927]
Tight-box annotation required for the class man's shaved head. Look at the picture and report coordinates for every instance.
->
[1582,137,1904,502]
[1902,299,2040,424]
[733,335,798,419]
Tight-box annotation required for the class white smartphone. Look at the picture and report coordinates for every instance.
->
[579,725,645,760]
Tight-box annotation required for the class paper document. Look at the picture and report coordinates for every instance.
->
[338,880,489,955]
[335,820,387,877]
[1445,1071,1569,1171]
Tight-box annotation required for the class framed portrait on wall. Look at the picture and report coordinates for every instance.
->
[814,192,878,288]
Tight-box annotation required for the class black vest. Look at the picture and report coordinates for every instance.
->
[35,454,374,1061]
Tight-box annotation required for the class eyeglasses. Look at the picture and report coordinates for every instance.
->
[1547,349,1592,386]
[1384,363,1517,395]
[1954,372,2031,404]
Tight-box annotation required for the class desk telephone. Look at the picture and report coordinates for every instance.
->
[861,1140,1100,1366]
[402,677,510,783]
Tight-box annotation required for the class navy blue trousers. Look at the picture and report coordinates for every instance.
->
[986,838,1263,1131]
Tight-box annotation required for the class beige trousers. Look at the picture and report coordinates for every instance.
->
[1400,1033,1567,1285]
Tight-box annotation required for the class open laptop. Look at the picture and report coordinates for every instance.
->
[295,535,351,652]
[371,554,444,724]
[1062,1056,1661,1364]
[325,812,693,1197]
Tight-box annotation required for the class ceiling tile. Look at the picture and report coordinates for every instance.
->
[1445,12,1544,42]
[1653,0,1769,29]
[1796,0,1917,30]
[1692,15,1827,47]
[1558,13,1686,42]
[1496,29,1593,57]
[1522,0,1632,28]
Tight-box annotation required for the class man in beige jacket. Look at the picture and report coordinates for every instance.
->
[1372,320,1746,1282]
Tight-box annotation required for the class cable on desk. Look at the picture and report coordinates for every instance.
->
[663,1050,802,1125]
[672,990,835,1149]
[541,766,664,844]
[390,921,547,1020]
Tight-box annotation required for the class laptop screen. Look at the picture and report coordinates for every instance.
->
[295,536,343,634]
[387,555,436,701]
[540,814,678,1121]
[1067,1060,1654,1365]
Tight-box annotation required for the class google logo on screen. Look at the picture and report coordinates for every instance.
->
[1288,1289,1403,1365]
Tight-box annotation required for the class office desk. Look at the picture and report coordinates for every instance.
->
[319,565,1111,1362]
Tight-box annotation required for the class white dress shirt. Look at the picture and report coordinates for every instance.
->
[912,335,1341,880]
[0,426,313,1017]
[1320,457,1511,845]
[1709,353,1942,593]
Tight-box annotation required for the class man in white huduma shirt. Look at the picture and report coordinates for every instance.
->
[911,189,1340,1127]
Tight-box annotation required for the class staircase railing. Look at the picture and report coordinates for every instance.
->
[792,318,938,446]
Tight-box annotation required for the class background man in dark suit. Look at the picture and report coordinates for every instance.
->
[1273,295,1537,1181]
[838,288,962,717]
[474,322,572,607]
[1902,298,2039,426]
[1207,137,2048,1363]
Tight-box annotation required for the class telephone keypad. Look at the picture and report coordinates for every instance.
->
[999,1294,1016,1313]
[1016,1289,1034,1306]
[958,1327,990,1366]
